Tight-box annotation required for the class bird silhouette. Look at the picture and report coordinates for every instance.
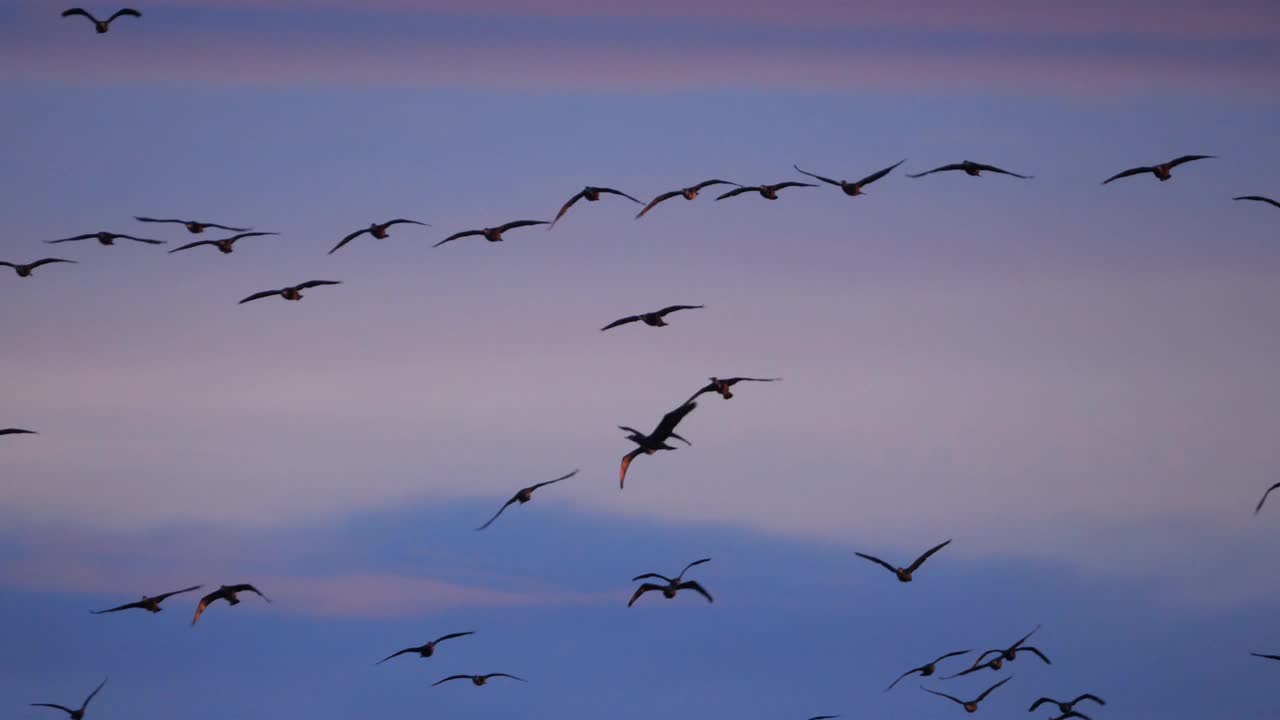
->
[635,180,740,219]
[30,677,108,720]
[475,470,578,530]
[1,259,76,277]
[47,232,163,246]
[686,376,780,403]
[628,558,714,607]
[433,673,525,687]
[169,232,278,255]
[238,280,341,305]
[135,217,249,234]
[908,161,1031,179]
[855,539,952,582]
[550,186,642,228]
[376,631,475,664]
[434,220,548,247]
[884,649,971,691]
[1028,694,1106,715]
[61,8,139,33]
[90,585,202,614]
[601,305,704,331]
[793,160,904,196]
[191,584,270,625]
[619,401,698,488]
[329,219,429,255]
[716,182,816,201]
[1101,155,1214,184]
[921,676,1012,713]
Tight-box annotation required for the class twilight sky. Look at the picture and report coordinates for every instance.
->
[2,1,1280,718]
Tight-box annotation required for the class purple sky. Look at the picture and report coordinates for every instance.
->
[3,1,1280,718]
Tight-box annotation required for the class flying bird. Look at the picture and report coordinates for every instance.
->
[948,626,1046,677]
[792,160,905,196]
[806,716,839,720]
[635,180,740,219]
[134,217,249,234]
[1,428,37,436]
[30,678,107,720]
[716,181,816,201]
[908,161,1031,179]
[434,220,548,247]
[1029,695,1106,715]
[619,401,698,489]
[601,305,703,331]
[238,280,340,305]
[191,583,270,625]
[61,8,139,33]
[550,186,643,228]
[1,258,76,277]
[433,673,525,687]
[90,585,202,614]
[628,558,714,607]
[1101,155,1214,184]
[884,650,971,691]
[475,469,578,530]
[1234,195,1280,209]
[855,539,952,583]
[1254,482,1280,514]
[921,676,1012,714]
[1251,652,1280,661]
[686,376,780,403]
[168,232,278,255]
[46,232,163,246]
[329,219,429,255]
[376,631,475,664]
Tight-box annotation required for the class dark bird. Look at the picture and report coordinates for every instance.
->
[434,220,548,247]
[168,232,278,255]
[948,626,1047,677]
[601,305,703,332]
[1101,155,1214,184]
[716,181,816,201]
[1251,652,1280,661]
[908,161,1031,179]
[922,676,1012,714]
[46,231,163,246]
[1,428,37,436]
[134,217,249,234]
[238,280,340,305]
[628,558,714,607]
[61,8,139,33]
[619,401,698,489]
[30,677,107,720]
[806,716,839,720]
[475,469,578,530]
[1254,482,1280,514]
[329,219,429,255]
[1045,714,1092,720]
[191,583,270,625]
[433,673,525,687]
[1,258,76,277]
[855,539,951,583]
[1028,695,1106,715]
[90,585,202,614]
[550,186,643,228]
[884,650,971,691]
[793,160,904,196]
[686,376,780,403]
[1234,195,1280,209]
[376,631,475,664]
[635,180,740,219]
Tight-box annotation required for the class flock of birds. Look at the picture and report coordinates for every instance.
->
[8,5,1280,720]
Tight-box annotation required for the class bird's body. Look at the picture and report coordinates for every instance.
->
[433,673,525,687]
[1,258,76,277]
[687,376,780,403]
[135,217,249,234]
[238,280,340,305]
[1029,694,1106,715]
[855,539,952,582]
[601,304,703,331]
[377,631,475,664]
[922,676,1011,714]
[793,160,904,196]
[908,160,1031,179]
[169,232,278,255]
[31,678,107,720]
[1101,155,1214,184]
[435,220,548,247]
[90,585,202,614]
[635,180,740,219]
[329,219,428,254]
[885,650,971,691]
[191,583,270,625]
[551,186,642,228]
[475,470,578,530]
[47,232,163,246]
[618,401,698,488]
[716,182,816,201]
[61,8,140,33]
[628,558,714,606]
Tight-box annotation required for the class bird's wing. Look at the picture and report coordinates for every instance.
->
[296,280,341,290]
[497,220,549,232]
[669,432,692,446]
[792,165,841,186]
[550,190,587,227]
[694,179,738,190]
[630,573,676,583]
[1166,154,1214,168]
[684,383,715,405]
[627,583,661,606]
[108,9,143,21]
[27,258,77,269]
[771,182,817,190]
[433,675,471,686]
[201,222,249,232]
[238,289,282,305]
[376,647,418,665]
[932,649,971,664]
[725,376,781,385]
[30,704,76,716]
[0,261,14,269]
[678,557,712,577]
[133,217,183,225]
[1254,482,1280,514]
[652,401,697,438]
[0,428,37,435]
[884,668,919,691]
[920,688,964,705]
[598,188,643,204]
[854,552,898,574]
[635,191,681,219]
[972,163,1032,179]
[233,583,271,602]
[1101,166,1152,184]
[191,590,222,624]
[656,304,704,317]
[81,677,108,710]
[475,496,519,531]
[906,163,964,178]
[384,219,428,228]
[434,229,481,247]
[153,584,203,602]
[619,448,644,489]
[46,235,94,244]
[906,539,952,573]
[1016,646,1051,664]
[120,235,165,244]
[975,675,1012,702]
[716,186,757,200]
[1028,698,1053,711]
[600,315,641,331]
[856,159,906,186]
[90,600,146,614]
[1234,195,1280,208]
[940,661,991,680]
[329,228,369,255]
[61,8,96,20]
[678,580,714,603]
[1251,652,1280,660]
[1008,623,1041,650]
[226,231,278,242]
[530,469,579,490]
[487,673,526,681]
[169,240,216,254]
[1072,694,1106,706]
[434,631,476,644]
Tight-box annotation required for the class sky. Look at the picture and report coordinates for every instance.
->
[2,0,1280,717]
